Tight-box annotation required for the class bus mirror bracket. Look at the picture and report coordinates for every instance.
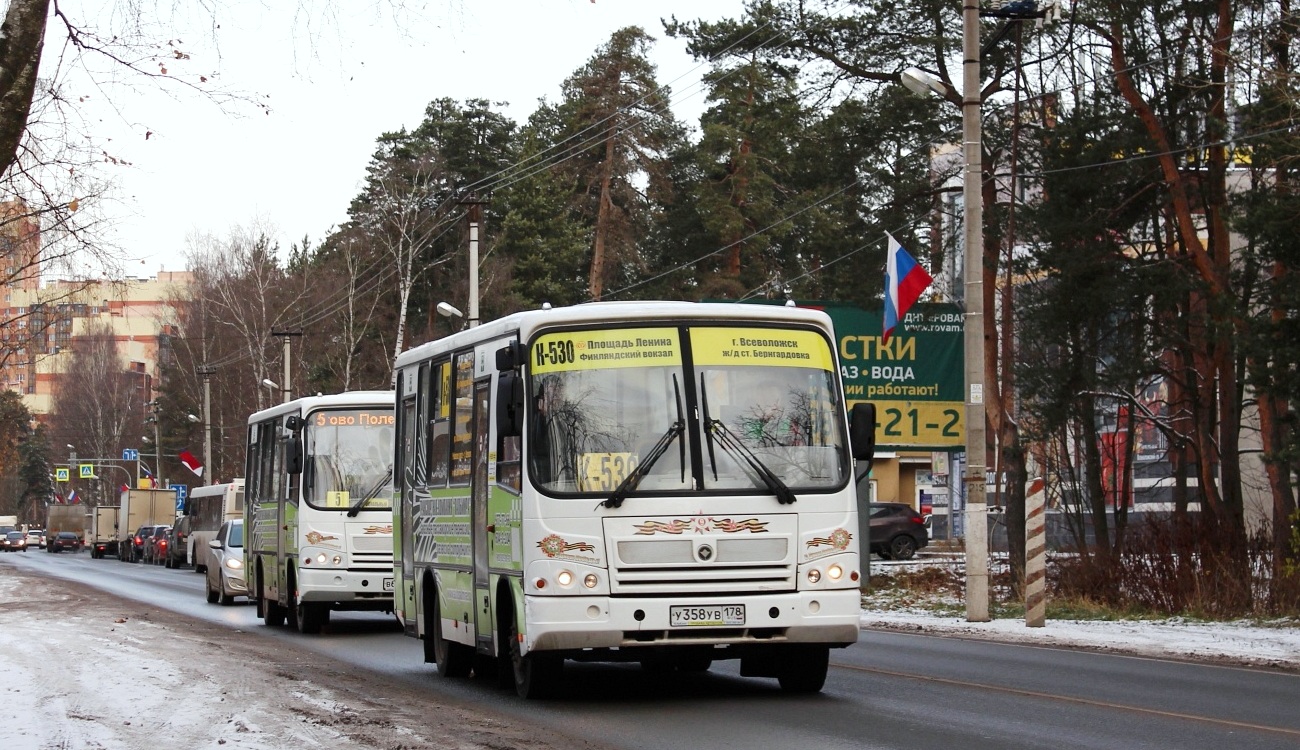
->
[496,340,526,371]
[497,371,524,437]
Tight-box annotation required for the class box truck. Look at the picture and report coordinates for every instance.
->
[117,489,177,563]
[89,505,121,558]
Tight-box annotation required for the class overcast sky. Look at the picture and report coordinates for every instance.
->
[52,0,746,276]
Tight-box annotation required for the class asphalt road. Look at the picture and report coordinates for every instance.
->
[7,549,1299,750]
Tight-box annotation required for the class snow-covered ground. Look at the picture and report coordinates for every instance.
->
[860,556,1300,671]
[860,607,1300,671]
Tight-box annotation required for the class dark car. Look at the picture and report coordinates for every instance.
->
[868,502,929,560]
[125,524,163,563]
[49,531,82,553]
[165,518,190,569]
[143,525,172,565]
[4,530,28,552]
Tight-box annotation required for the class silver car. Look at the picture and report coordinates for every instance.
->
[204,519,246,605]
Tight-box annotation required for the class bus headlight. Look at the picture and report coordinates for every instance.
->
[807,568,822,584]
[827,564,843,581]
[556,570,574,587]
[583,573,599,589]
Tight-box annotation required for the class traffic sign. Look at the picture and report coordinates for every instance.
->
[174,485,188,511]
[55,467,69,482]
[122,448,139,461]
[79,463,95,478]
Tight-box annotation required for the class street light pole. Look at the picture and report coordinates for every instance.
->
[961,0,990,622]
[198,365,215,486]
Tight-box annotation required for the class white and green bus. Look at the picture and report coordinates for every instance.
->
[245,392,396,634]
[392,302,876,698]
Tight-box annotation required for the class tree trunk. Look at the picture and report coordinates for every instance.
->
[0,0,51,178]
[588,124,619,301]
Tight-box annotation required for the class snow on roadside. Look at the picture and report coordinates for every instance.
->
[860,607,1300,671]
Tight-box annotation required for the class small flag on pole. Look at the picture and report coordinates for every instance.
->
[141,465,156,488]
[883,232,934,342]
[179,449,204,478]
[67,489,80,505]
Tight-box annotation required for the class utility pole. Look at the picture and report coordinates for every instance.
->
[198,365,216,486]
[269,331,301,404]
[961,0,990,623]
[458,191,487,329]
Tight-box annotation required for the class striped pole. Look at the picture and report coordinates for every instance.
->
[1025,477,1047,627]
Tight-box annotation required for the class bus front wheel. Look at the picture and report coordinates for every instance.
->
[776,645,829,693]
[508,612,562,699]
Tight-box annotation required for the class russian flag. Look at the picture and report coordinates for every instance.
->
[67,488,80,505]
[883,232,934,342]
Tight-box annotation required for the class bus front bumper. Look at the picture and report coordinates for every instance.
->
[297,567,394,607]
[522,588,861,653]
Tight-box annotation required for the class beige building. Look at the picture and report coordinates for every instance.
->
[0,199,190,418]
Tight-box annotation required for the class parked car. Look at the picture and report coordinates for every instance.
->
[26,529,44,548]
[126,524,162,563]
[4,530,28,552]
[868,502,929,560]
[165,520,190,568]
[143,525,172,565]
[205,519,246,606]
[48,531,82,553]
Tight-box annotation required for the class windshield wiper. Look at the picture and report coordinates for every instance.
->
[708,419,797,505]
[348,465,393,517]
[603,376,686,509]
[602,423,682,509]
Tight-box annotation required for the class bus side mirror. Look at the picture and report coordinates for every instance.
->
[497,371,524,437]
[850,403,877,462]
[496,340,526,371]
[287,435,304,475]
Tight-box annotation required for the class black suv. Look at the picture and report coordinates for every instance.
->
[868,502,929,560]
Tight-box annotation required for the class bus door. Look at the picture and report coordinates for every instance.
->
[398,369,419,636]
[472,379,493,652]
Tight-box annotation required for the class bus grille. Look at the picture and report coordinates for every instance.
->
[611,537,794,594]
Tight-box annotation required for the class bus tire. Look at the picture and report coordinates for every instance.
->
[508,609,561,699]
[261,572,285,627]
[776,645,829,694]
[431,589,472,678]
[297,601,326,634]
[285,572,301,631]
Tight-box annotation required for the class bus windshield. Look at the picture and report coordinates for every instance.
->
[528,325,848,497]
[304,408,396,511]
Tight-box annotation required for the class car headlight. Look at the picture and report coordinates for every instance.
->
[224,556,243,570]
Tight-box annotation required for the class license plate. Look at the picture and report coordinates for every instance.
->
[383,577,394,591]
[669,604,744,627]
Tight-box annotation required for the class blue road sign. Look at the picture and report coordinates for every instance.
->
[174,484,188,511]
[123,448,139,461]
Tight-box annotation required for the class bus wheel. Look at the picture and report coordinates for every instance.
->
[776,645,829,694]
[297,601,327,634]
[431,591,472,677]
[508,612,561,699]
[261,574,285,627]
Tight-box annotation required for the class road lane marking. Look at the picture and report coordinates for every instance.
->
[837,663,1300,739]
